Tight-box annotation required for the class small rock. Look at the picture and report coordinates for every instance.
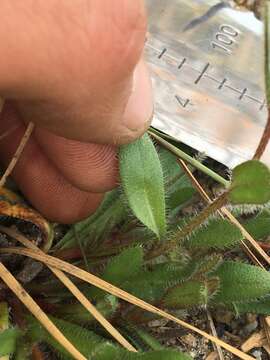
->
[181,334,197,347]
[148,319,168,328]
[251,349,262,360]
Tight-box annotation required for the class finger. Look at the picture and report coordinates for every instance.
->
[0,1,152,144]
[34,127,118,193]
[0,104,103,223]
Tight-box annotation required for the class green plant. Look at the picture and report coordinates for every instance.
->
[1,130,270,359]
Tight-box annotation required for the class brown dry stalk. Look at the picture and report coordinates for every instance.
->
[0,122,34,188]
[0,246,255,360]
[0,261,87,360]
[206,310,225,360]
[253,111,270,159]
[0,226,136,352]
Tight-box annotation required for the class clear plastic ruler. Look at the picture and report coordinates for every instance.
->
[145,0,269,168]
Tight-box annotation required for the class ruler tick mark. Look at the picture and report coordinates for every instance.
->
[146,42,265,110]
[239,88,247,100]
[194,63,210,84]
[218,78,227,90]
[158,48,167,59]
[178,58,187,70]
[259,99,266,111]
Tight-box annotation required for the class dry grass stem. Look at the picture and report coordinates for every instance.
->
[0,226,136,352]
[0,122,34,188]
[206,310,225,360]
[0,246,255,360]
[253,112,270,159]
[0,261,87,360]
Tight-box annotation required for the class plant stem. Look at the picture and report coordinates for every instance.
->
[149,130,230,188]
[147,192,229,259]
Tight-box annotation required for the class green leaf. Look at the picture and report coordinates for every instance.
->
[119,134,166,238]
[244,210,270,240]
[57,296,118,324]
[230,297,270,315]
[123,262,197,303]
[186,218,243,250]
[94,345,192,360]
[168,187,195,211]
[27,315,106,359]
[27,316,191,360]
[229,160,270,205]
[158,147,195,211]
[103,247,144,285]
[120,323,164,352]
[0,328,19,356]
[193,254,223,279]
[0,302,9,330]
[163,279,219,309]
[57,189,125,249]
[138,350,192,360]
[212,261,270,304]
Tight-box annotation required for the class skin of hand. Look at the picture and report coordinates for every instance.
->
[0,0,153,223]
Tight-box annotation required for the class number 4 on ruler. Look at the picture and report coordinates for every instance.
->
[175,95,193,108]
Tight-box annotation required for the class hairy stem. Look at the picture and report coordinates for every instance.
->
[149,130,230,188]
[147,192,229,259]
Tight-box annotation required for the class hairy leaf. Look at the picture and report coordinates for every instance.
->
[159,148,195,210]
[229,160,270,204]
[57,296,118,324]
[120,324,164,352]
[164,277,219,309]
[27,316,190,360]
[193,255,223,279]
[27,315,106,359]
[138,350,192,360]
[103,247,144,285]
[0,328,19,357]
[123,262,197,303]
[164,281,206,309]
[119,134,166,238]
[168,187,195,212]
[212,261,270,304]
[57,189,125,249]
[244,210,270,240]
[94,345,191,360]
[186,219,243,250]
[231,297,270,315]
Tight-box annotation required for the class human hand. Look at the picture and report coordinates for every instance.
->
[0,0,153,223]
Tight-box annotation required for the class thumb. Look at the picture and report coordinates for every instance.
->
[0,0,153,144]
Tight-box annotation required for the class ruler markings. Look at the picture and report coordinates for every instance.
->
[146,42,264,108]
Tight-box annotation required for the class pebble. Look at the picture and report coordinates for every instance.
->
[252,349,263,360]
[181,334,197,347]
